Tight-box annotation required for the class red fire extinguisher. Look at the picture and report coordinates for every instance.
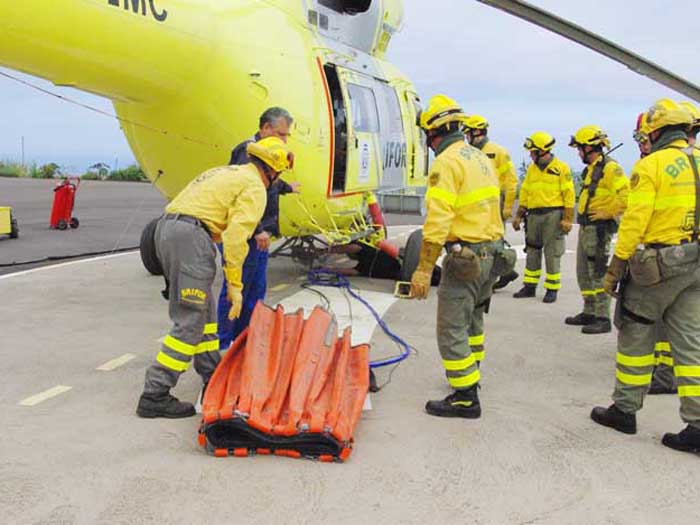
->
[49,177,80,230]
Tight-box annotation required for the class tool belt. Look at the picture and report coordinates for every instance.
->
[444,239,513,280]
[164,213,211,237]
[527,206,563,215]
[629,242,700,287]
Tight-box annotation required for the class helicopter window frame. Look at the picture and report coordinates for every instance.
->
[318,0,371,14]
[347,83,380,134]
[374,82,403,135]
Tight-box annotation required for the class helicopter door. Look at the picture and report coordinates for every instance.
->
[340,75,381,193]
[373,81,406,189]
[403,90,428,182]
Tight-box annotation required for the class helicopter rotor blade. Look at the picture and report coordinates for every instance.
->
[476,0,700,102]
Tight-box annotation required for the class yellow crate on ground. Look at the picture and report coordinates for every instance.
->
[0,206,18,238]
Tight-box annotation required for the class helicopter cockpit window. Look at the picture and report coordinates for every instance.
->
[347,84,379,133]
[318,0,371,14]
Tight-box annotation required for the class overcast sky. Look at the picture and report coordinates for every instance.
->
[0,0,697,174]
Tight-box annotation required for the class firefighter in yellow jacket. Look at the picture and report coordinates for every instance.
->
[565,126,629,334]
[512,132,575,303]
[410,95,508,419]
[464,115,520,291]
[633,111,676,396]
[136,137,294,419]
[591,99,700,453]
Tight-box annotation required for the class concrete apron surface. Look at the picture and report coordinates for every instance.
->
[0,226,697,524]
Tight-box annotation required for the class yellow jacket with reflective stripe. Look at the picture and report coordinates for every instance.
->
[423,141,504,244]
[481,140,517,214]
[519,157,575,209]
[165,164,266,287]
[615,139,700,259]
[577,156,629,217]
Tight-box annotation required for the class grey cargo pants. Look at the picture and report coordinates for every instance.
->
[576,224,612,318]
[523,209,565,291]
[143,216,220,395]
[612,256,700,428]
[438,240,501,390]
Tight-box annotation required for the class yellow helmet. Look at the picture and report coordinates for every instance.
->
[645,98,694,134]
[463,115,489,130]
[569,125,611,149]
[633,112,650,144]
[247,136,294,173]
[524,131,555,152]
[679,101,700,127]
[419,94,467,132]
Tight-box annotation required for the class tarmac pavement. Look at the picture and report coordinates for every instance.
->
[1,179,698,523]
[0,177,165,274]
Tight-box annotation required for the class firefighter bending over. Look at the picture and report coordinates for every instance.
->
[136,137,294,418]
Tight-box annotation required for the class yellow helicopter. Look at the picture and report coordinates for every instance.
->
[1,0,699,276]
[0,0,427,274]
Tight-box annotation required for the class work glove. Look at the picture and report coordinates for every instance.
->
[410,270,432,300]
[603,255,627,298]
[410,241,442,300]
[226,283,243,320]
[512,206,526,231]
[589,207,614,221]
[560,207,574,234]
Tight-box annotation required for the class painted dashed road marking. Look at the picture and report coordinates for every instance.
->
[96,353,136,371]
[19,385,72,406]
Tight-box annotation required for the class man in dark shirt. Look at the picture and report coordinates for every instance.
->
[217,107,299,350]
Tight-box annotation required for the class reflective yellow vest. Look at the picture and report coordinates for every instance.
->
[166,163,266,287]
[481,140,517,215]
[424,141,504,244]
[616,139,700,259]
[519,157,575,209]
[577,155,629,218]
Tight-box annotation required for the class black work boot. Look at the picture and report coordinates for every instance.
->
[581,317,612,334]
[662,425,700,453]
[493,270,519,291]
[425,386,481,419]
[513,284,536,298]
[590,404,637,434]
[542,289,558,303]
[136,392,196,419]
[564,312,596,326]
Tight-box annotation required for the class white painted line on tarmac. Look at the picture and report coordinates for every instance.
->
[19,385,72,406]
[278,287,397,346]
[269,283,290,292]
[0,251,137,281]
[96,353,136,371]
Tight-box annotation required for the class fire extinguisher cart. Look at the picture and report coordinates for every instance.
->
[49,177,80,230]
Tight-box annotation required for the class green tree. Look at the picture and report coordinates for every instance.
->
[35,162,61,179]
[108,165,147,182]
